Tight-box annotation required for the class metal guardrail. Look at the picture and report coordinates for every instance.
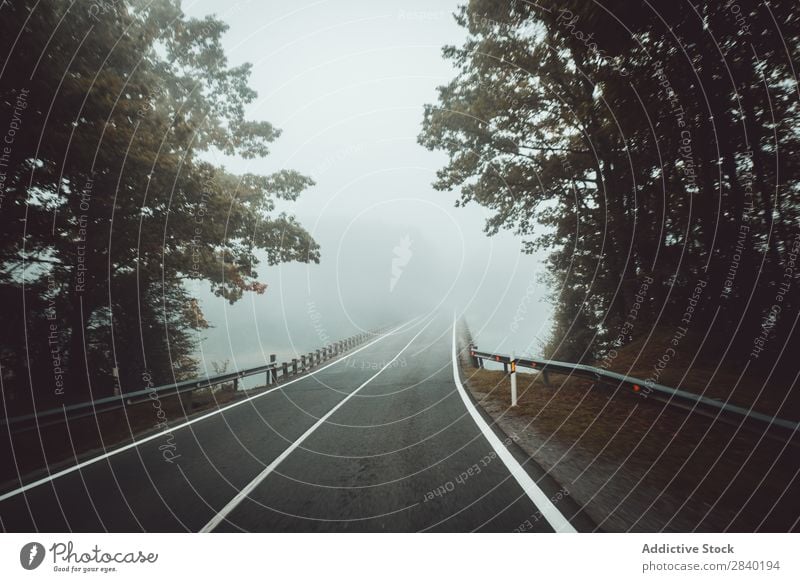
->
[1,331,380,434]
[467,344,800,439]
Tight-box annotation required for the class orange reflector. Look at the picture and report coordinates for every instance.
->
[511,362,516,372]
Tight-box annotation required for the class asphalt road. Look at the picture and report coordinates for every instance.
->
[0,313,592,532]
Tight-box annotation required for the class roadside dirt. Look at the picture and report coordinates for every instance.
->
[460,357,800,532]
[1,384,243,488]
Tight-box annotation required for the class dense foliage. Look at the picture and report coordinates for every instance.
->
[421,1,799,374]
[0,1,319,413]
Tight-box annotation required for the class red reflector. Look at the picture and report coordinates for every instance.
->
[633,384,640,392]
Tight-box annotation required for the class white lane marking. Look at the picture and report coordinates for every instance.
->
[201,317,436,532]
[450,314,577,533]
[0,321,420,504]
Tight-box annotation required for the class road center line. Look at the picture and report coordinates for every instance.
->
[450,313,577,533]
[200,316,436,532]
[0,319,420,504]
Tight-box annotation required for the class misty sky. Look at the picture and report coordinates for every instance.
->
[181,0,553,378]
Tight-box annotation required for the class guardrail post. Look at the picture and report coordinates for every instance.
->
[468,343,480,368]
[282,362,289,379]
[233,377,239,392]
[270,355,277,384]
[185,390,194,413]
[510,351,518,407]
[308,352,314,368]
[292,358,298,375]
[542,369,551,387]
[316,349,321,365]
[300,355,306,371]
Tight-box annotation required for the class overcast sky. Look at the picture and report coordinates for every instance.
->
[180,0,553,377]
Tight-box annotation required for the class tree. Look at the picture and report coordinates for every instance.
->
[0,1,319,413]
[420,1,800,371]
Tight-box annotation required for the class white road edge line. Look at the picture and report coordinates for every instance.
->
[450,313,577,533]
[0,319,420,504]
[200,316,436,532]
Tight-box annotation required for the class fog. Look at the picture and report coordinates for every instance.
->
[182,0,553,375]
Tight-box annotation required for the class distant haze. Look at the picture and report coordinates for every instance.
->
[182,0,553,376]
